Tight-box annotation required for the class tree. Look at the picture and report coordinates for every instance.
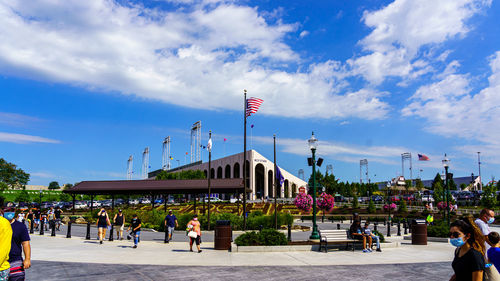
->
[0,158,30,190]
[432,181,444,203]
[449,178,457,190]
[481,183,497,208]
[367,199,376,214]
[15,189,31,203]
[48,181,60,190]
[156,170,205,180]
[415,178,424,190]
[307,169,324,196]
[63,183,73,190]
[431,173,443,190]
[460,183,467,190]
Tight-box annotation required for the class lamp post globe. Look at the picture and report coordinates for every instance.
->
[309,132,320,240]
[442,154,450,225]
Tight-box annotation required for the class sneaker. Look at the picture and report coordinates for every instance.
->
[376,248,382,252]
[190,249,193,252]
[368,248,373,252]
[133,245,137,248]
[100,241,103,244]
[362,249,369,253]
[198,250,202,253]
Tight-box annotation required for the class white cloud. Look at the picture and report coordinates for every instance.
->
[0,112,41,127]
[403,51,500,162]
[0,132,60,144]
[0,0,391,120]
[30,172,57,179]
[349,0,491,84]
[299,30,309,38]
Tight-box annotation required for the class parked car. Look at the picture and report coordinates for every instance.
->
[140,198,151,204]
[129,199,140,205]
[74,201,87,209]
[389,195,400,202]
[371,195,384,202]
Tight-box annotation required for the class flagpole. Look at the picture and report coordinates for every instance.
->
[243,90,247,230]
[207,130,212,231]
[250,126,253,150]
[274,134,277,230]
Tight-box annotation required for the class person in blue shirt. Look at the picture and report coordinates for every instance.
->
[349,220,372,253]
[487,232,500,271]
[164,210,178,243]
[6,209,31,281]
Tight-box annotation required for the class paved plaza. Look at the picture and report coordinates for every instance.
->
[25,224,463,280]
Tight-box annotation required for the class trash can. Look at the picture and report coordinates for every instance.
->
[214,220,232,250]
[412,219,427,245]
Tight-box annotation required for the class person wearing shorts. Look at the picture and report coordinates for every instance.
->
[187,214,202,253]
[33,210,40,231]
[164,210,178,243]
[113,209,125,240]
[54,207,62,231]
[96,208,110,244]
[0,204,13,281]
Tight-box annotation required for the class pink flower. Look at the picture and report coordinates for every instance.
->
[317,193,335,212]
[294,193,313,212]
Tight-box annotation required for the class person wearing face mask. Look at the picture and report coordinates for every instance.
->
[6,209,31,281]
[0,205,13,281]
[449,216,486,281]
[474,208,495,255]
[187,214,202,253]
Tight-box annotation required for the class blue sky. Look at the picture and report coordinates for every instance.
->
[1,0,500,186]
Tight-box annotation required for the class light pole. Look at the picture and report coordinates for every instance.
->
[308,132,320,240]
[442,154,450,225]
[386,181,391,237]
[39,189,43,208]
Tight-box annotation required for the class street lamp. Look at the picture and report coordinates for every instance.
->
[39,189,42,208]
[442,154,450,225]
[386,181,391,237]
[308,132,322,240]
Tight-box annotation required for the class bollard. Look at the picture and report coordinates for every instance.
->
[397,222,401,236]
[51,221,56,237]
[374,222,378,232]
[109,224,114,241]
[287,224,292,242]
[386,221,391,237]
[337,223,340,230]
[66,222,72,238]
[40,220,44,235]
[322,216,324,223]
[164,228,169,243]
[408,219,412,234]
[30,219,34,234]
[383,219,386,226]
[404,221,408,235]
[301,217,304,223]
[86,222,91,240]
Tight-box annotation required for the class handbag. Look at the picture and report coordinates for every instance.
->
[485,264,500,281]
[188,231,198,238]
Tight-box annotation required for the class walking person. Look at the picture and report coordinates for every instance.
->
[0,206,13,281]
[54,207,62,231]
[6,209,31,281]
[33,209,40,231]
[127,214,141,248]
[474,208,495,256]
[187,214,202,253]
[113,209,125,240]
[164,210,178,243]
[449,216,486,281]
[26,210,33,231]
[41,211,48,231]
[96,208,110,244]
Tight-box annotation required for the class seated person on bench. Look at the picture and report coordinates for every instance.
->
[349,220,372,253]
[363,222,381,252]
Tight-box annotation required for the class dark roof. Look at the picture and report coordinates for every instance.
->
[64,178,247,195]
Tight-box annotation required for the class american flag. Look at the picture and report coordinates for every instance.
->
[246,97,263,117]
[418,154,430,161]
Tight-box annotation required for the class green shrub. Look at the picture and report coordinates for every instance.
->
[234,229,287,246]
[352,195,359,209]
[399,200,408,213]
[367,200,376,214]
[427,221,449,238]
[258,229,287,246]
[235,231,260,246]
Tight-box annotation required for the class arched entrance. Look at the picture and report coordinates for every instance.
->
[217,167,223,178]
[233,163,240,178]
[225,165,231,178]
[292,183,297,197]
[204,170,207,178]
[255,164,265,199]
[268,170,274,198]
[210,168,215,179]
[284,180,289,198]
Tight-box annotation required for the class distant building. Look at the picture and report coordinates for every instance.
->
[149,150,307,200]
[24,185,50,191]
[377,175,481,191]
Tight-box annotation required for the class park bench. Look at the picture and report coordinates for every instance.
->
[319,229,361,252]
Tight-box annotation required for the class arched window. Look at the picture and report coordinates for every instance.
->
[217,167,223,178]
[225,165,231,178]
[233,163,240,178]
[284,180,289,198]
[204,170,208,178]
[210,168,215,179]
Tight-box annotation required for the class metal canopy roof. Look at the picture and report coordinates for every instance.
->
[64,178,247,195]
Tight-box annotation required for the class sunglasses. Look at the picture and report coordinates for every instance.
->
[449,232,462,238]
